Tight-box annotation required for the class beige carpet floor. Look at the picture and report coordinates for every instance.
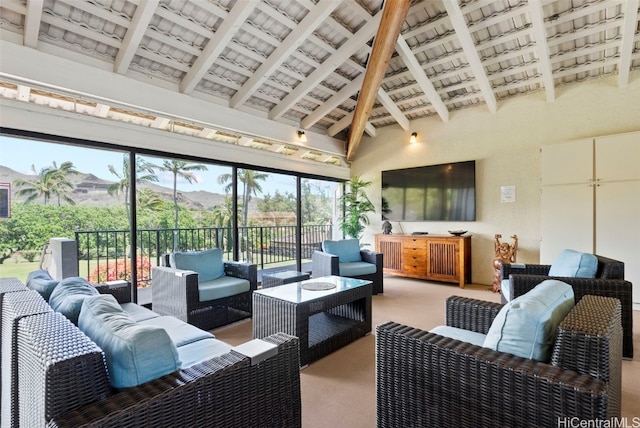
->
[213,275,640,427]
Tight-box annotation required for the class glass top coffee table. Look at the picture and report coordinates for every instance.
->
[252,275,372,367]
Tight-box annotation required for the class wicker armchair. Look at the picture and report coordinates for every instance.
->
[501,255,633,359]
[312,249,383,294]
[376,294,622,428]
[152,254,257,330]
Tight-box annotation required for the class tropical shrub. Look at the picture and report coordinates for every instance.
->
[89,257,153,288]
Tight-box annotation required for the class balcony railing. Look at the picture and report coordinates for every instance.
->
[75,224,332,287]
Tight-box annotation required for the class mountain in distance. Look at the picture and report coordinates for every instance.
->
[0,165,231,210]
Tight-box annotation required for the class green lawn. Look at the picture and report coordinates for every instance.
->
[0,260,98,283]
[0,261,40,283]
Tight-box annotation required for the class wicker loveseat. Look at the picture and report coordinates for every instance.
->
[501,253,633,358]
[0,276,301,428]
[376,294,622,428]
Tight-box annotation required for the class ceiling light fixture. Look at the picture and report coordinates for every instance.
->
[297,130,307,142]
[410,132,418,143]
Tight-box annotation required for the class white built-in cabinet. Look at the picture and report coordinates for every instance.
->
[540,131,640,304]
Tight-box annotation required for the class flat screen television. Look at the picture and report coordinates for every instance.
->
[381,160,476,222]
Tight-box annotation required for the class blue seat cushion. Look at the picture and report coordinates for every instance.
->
[139,316,214,347]
[198,276,251,301]
[339,261,377,277]
[121,302,160,322]
[484,279,575,362]
[430,325,487,347]
[548,249,598,278]
[78,294,181,389]
[26,269,59,301]
[48,277,99,324]
[171,248,225,282]
[322,239,362,263]
[177,337,232,369]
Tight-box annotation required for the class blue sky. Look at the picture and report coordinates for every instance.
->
[0,135,299,195]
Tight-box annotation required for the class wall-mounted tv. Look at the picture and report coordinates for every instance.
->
[382,160,476,222]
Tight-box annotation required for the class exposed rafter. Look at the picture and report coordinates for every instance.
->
[618,0,640,87]
[528,1,555,101]
[442,1,497,113]
[269,9,383,120]
[376,88,409,130]
[346,0,410,161]
[23,0,43,48]
[230,2,339,108]
[395,36,449,122]
[180,1,255,94]
[301,74,365,130]
[115,0,158,74]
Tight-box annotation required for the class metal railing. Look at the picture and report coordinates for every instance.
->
[75,224,332,287]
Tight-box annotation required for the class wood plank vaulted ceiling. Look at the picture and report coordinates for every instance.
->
[1,0,639,163]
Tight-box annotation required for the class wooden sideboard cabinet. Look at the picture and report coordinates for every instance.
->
[375,234,471,288]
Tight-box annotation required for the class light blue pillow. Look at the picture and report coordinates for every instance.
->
[172,249,225,282]
[48,277,99,324]
[483,279,575,362]
[78,294,181,389]
[26,270,59,301]
[322,239,362,263]
[548,249,597,278]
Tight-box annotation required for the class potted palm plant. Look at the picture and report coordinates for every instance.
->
[339,175,375,239]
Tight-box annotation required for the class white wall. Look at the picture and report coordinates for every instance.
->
[352,72,640,286]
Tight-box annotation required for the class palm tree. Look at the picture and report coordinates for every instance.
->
[159,160,208,230]
[136,188,164,212]
[50,161,79,206]
[217,169,268,260]
[13,161,79,205]
[108,155,158,228]
[210,195,235,251]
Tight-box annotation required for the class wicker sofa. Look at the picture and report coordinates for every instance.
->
[0,276,301,428]
[376,294,622,428]
[500,254,633,358]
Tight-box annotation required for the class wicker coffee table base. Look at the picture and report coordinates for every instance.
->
[253,280,372,367]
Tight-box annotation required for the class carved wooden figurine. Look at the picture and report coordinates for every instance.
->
[492,234,518,293]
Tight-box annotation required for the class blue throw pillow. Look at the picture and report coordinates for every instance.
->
[322,239,362,263]
[483,279,575,362]
[48,277,99,324]
[172,249,225,282]
[26,269,59,301]
[548,249,598,277]
[79,294,181,389]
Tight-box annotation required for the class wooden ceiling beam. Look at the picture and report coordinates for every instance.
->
[346,0,410,162]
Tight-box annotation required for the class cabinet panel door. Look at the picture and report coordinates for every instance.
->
[596,180,640,302]
[596,132,640,182]
[540,184,594,263]
[541,138,593,186]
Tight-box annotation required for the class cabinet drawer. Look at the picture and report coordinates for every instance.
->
[402,247,424,258]
[402,238,427,249]
[403,263,426,276]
